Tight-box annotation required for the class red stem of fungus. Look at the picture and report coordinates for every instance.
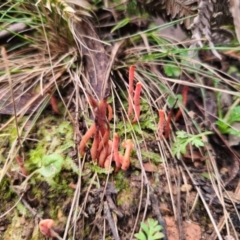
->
[90,131,99,161]
[107,140,113,156]
[121,140,134,170]
[99,144,109,167]
[164,110,173,139]
[97,98,108,120]
[104,140,113,169]
[87,93,98,109]
[132,82,142,123]
[46,90,60,114]
[158,110,165,139]
[79,123,96,156]
[50,95,60,114]
[97,124,110,153]
[104,157,111,169]
[113,133,121,171]
[16,155,28,176]
[127,65,135,117]
[175,85,189,121]
[107,104,113,121]
[39,219,57,238]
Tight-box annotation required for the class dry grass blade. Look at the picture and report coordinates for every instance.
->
[1,47,22,143]
[70,18,111,99]
[229,0,240,43]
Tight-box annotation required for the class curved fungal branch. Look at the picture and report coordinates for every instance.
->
[158,110,165,139]
[90,131,99,161]
[113,133,122,171]
[121,139,134,170]
[127,65,135,117]
[175,85,189,121]
[39,219,60,238]
[132,82,142,123]
[79,123,96,156]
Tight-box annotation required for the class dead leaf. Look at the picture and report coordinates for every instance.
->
[0,88,44,115]
[181,184,192,192]
[228,122,240,146]
[73,20,110,99]
[143,162,158,172]
[164,217,202,240]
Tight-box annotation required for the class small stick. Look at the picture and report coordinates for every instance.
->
[127,65,135,117]
[104,201,120,240]
[2,47,22,148]
[106,195,124,218]
[150,193,168,240]
[132,82,142,123]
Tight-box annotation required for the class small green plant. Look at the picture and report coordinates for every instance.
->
[116,98,157,139]
[216,106,240,136]
[163,63,181,77]
[172,130,212,159]
[24,118,78,186]
[134,218,164,240]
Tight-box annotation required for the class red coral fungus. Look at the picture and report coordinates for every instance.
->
[127,65,135,117]
[158,110,165,139]
[39,219,57,238]
[175,85,189,121]
[121,140,134,170]
[79,123,96,156]
[132,82,142,123]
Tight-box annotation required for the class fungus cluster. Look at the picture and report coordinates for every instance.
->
[127,65,143,123]
[79,93,134,171]
[104,134,134,171]
[39,219,57,238]
[79,65,143,171]
[78,65,180,170]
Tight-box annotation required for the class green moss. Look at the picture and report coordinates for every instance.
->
[25,117,77,186]
[0,117,28,149]
[0,177,17,222]
[115,171,130,192]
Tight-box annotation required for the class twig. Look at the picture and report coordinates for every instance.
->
[1,47,22,149]
[106,195,124,218]
[150,193,168,240]
[0,23,27,39]
[104,201,120,240]
[176,168,184,240]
